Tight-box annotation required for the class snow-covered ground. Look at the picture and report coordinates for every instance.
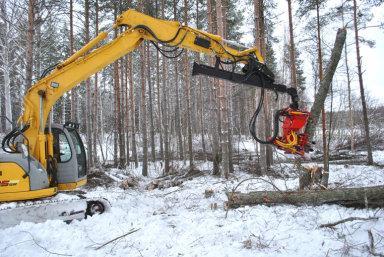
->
[1,156,384,257]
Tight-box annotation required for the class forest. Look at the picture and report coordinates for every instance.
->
[0,0,384,256]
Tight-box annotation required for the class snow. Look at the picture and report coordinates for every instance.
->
[1,156,384,256]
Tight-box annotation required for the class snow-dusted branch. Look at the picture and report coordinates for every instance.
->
[319,216,378,228]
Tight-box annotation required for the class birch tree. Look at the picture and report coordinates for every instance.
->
[0,1,21,130]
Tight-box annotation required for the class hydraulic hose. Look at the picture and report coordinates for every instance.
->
[248,76,282,145]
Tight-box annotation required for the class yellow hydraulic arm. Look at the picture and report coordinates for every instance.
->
[18,9,266,168]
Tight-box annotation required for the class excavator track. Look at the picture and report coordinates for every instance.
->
[0,195,110,229]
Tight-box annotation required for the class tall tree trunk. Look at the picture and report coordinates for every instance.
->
[141,42,148,176]
[341,3,355,153]
[124,56,130,166]
[353,0,373,165]
[147,44,156,162]
[69,0,77,122]
[195,0,207,159]
[160,0,170,173]
[128,54,138,167]
[154,0,164,162]
[3,57,11,130]
[315,0,329,186]
[85,0,93,170]
[221,1,234,173]
[207,0,221,176]
[112,5,118,167]
[254,0,273,170]
[26,0,35,90]
[93,0,99,167]
[0,4,12,131]
[156,51,164,161]
[198,74,207,158]
[287,0,297,88]
[184,0,194,169]
[119,55,126,168]
[216,0,229,178]
[173,0,184,161]
[0,82,5,132]
[161,55,171,174]
[112,4,125,168]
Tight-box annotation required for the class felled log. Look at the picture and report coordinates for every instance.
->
[226,186,384,209]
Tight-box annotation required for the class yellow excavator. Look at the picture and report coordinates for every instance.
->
[0,9,311,227]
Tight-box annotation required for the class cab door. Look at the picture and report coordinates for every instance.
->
[51,124,87,186]
[51,127,77,184]
[66,128,87,178]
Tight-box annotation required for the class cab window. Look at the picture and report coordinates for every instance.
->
[53,129,72,163]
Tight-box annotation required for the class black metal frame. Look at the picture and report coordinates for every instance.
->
[191,59,299,109]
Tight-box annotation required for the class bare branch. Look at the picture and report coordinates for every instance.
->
[21,231,72,256]
[367,229,384,257]
[319,216,378,228]
[95,228,141,250]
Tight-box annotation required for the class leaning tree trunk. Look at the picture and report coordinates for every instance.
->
[305,29,347,145]
[226,186,384,209]
[304,28,346,187]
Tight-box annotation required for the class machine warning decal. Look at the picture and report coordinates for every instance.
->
[0,180,20,186]
[51,82,60,88]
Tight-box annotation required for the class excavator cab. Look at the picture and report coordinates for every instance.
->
[0,121,87,202]
[48,122,87,190]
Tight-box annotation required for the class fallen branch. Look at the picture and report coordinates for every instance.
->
[95,228,141,250]
[226,185,384,209]
[367,230,384,257]
[319,216,378,228]
[22,231,72,256]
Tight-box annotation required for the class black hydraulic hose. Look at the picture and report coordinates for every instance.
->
[1,125,30,153]
[47,155,58,186]
[150,41,185,59]
[133,24,243,62]
[39,63,59,79]
[2,127,19,153]
[9,125,29,151]
[248,77,282,145]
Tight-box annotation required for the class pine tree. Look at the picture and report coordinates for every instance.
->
[353,0,374,164]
